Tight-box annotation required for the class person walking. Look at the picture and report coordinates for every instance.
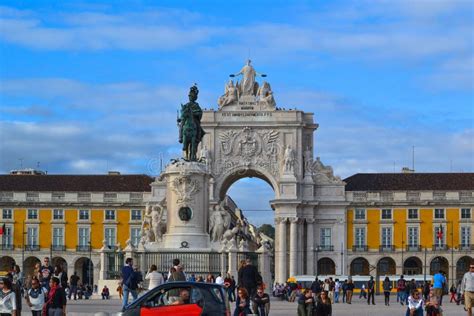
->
[252,287,270,316]
[432,270,445,305]
[367,276,375,305]
[341,280,347,303]
[0,278,17,316]
[383,276,392,306]
[68,272,80,300]
[449,283,457,303]
[461,261,474,316]
[397,275,407,305]
[234,287,252,316]
[406,289,423,316]
[215,273,224,285]
[121,258,139,308]
[310,277,321,300]
[240,259,262,300]
[346,279,354,304]
[224,273,234,302]
[334,279,340,303]
[145,265,163,291]
[314,291,332,316]
[40,257,54,291]
[297,289,314,316]
[26,277,47,316]
[10,265,22,316]
[53,265,67,289]
[43,277,67,316]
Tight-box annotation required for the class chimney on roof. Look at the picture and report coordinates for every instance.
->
[401,167,414,173]
[108,171,121,175]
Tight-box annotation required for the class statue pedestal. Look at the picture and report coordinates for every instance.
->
[161,161,211,249]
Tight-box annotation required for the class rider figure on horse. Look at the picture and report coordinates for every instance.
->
[178,85,205,161]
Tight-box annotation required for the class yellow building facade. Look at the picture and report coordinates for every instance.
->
[0,172,153,285]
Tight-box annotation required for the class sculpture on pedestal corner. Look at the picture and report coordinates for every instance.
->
[141,200,166,243]
[178,84,205,161]
[283,145,296,173]
[209,201,232,242]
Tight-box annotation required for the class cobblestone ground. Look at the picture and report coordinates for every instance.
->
[20,294,469,315]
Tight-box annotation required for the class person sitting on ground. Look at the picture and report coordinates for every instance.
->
[252,287,270,316]
[314,290,332,316]
[425,289,442,316]
[406,289,423,316]
[297,289,314,316]
[170,288,190,305]
[101,285,110,299]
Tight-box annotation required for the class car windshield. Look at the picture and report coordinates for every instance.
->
[145,287,203,308]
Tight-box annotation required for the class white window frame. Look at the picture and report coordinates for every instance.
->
[460,226,471,247]
[2,225,13,248]
[407,226,419,247]
[78,209,90,221]
[27,209,38,220]
[130,227,141,247]
[380,226,392,247]
[104,226,116,247]
[2,209,13,220]
[52,226,64,246]
[408,208,419,220]
[434,225,446,246]
[52,209,64,221]
[354,227,366,247]
[78,226,91,247]
[26,225,39,246]
[320,228,332,248]
[104,209,116,221]
[130,209,142,221]
[381,209,392,220]
[460,208,471,219]
[434,208,445,219]
[354,208,366,220]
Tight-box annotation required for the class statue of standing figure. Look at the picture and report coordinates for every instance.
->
[232,59,264,96]
[284,145,296,173]
[141,199,166,242]
[257,81,275,107]
[209,200,232,242]
[178,85,205,161]
[200,145,212,170]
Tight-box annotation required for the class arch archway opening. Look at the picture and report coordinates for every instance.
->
[24,256,41,278]
[430,256,449,279]
[218,168,277,202]
[0,256,15,272]
[225,174,276,227]
[52,257,68,274]
[317,258,336,275]
[456,256,472,282]
[403,257,423,275]
[350,257,370,275]
[74,257,94,286]
[377,257,396,275]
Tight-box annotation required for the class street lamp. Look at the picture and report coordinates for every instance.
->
[314,245,321,277]
[88,240,92,287]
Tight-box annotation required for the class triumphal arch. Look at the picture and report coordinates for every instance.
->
[199,61,348,283]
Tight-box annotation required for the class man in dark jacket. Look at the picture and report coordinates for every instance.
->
[367,276,376,305]
[121,258,139,308]
[240,259,262,300]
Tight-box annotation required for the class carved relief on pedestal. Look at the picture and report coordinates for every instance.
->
[141,200,167,243]
[217,127,280,176]
[170,176,202,205]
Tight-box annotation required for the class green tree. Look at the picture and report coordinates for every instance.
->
[257,224,275,239]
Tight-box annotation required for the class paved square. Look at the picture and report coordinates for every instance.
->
[19,294,470,315]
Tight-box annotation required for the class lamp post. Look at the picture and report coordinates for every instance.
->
[88,240,92,287]
[315,245,321,277]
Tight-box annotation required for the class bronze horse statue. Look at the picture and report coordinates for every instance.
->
[178,85,205,161]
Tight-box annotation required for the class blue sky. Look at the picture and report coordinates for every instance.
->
[0,1,473,225]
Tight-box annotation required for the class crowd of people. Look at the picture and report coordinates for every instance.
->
[270,264,474,316]
[0,256,96,316]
